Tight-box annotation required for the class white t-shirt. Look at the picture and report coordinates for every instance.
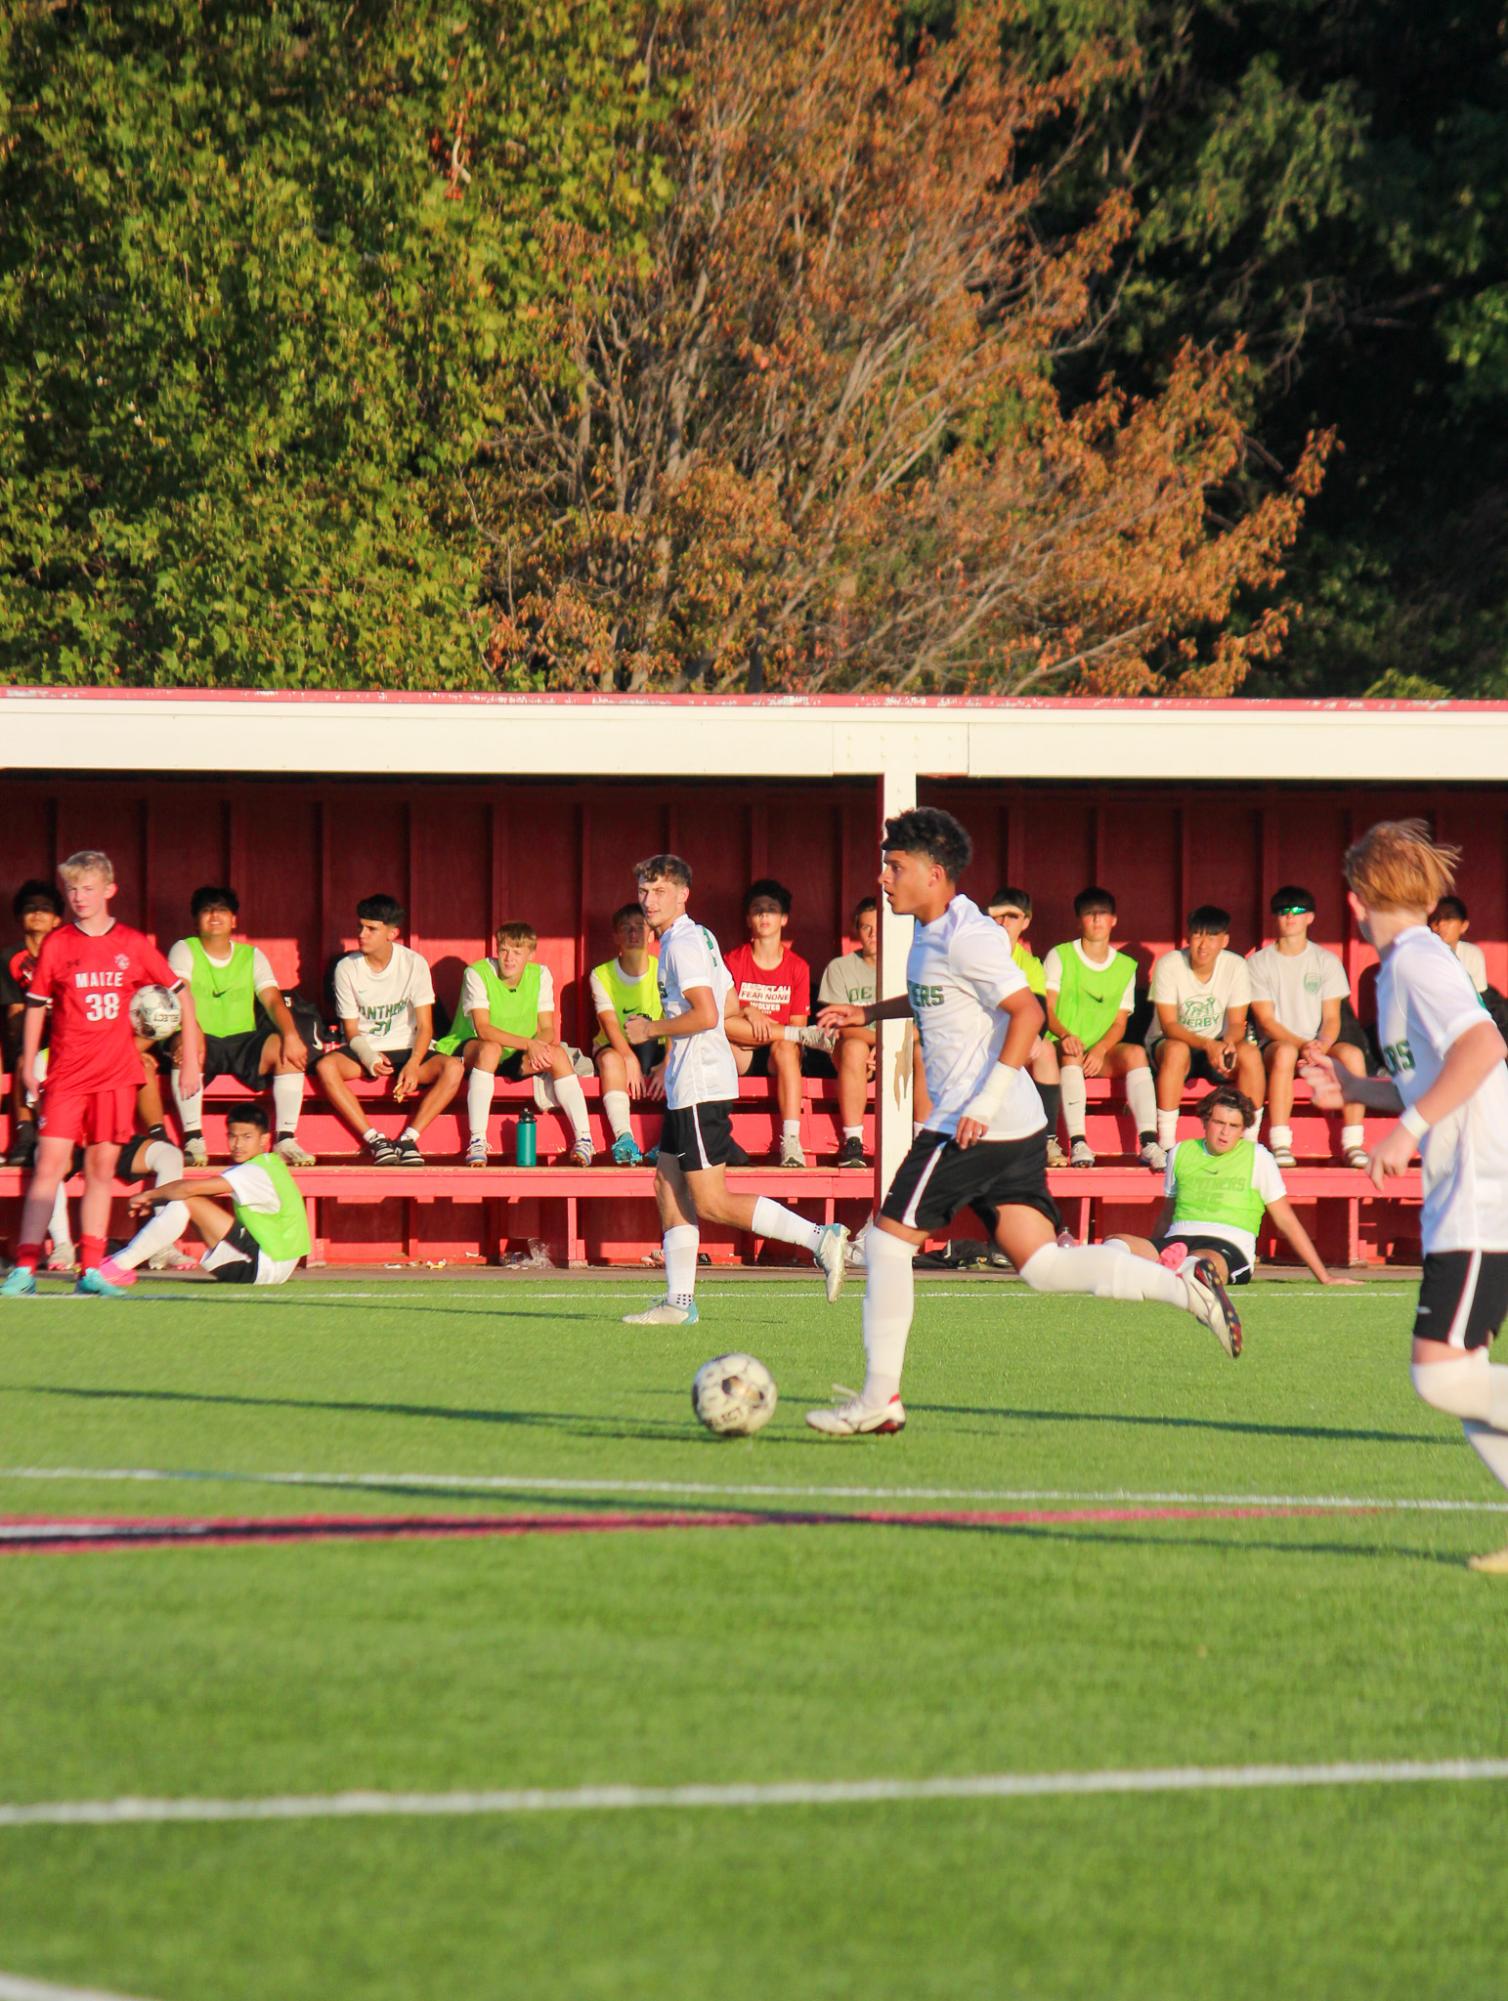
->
[460,960,555,1024]
[908,895,1044,1141]
[1246,942,1351,1041]
[332,944,435,1053]
[818,950,876,1009]
[1377,926,1508,1255]
[220,1158,301,1285]
[1042,941,1136,1014]
[167,939,277,995]
[657,914,738,1110]
[1449,938,1489,994]
[1147,948,1252,1046]
[1162,1141,1287,1264]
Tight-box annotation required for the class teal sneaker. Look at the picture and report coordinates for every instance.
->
[74,1268,128,1298]
[610,1132,645,1166]
[1,1265,37,1298]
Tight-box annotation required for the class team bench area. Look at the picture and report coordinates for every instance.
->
[0,1070,1423,1270]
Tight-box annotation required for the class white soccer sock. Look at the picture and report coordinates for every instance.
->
[555,1072,591,1145]
[1246,1110,1263,1141]
[111,1201,190,1273]
[664,1222,699,1304]
[861,1222,915,1405]
[1341,1122,1365,1152]
[1156,1108,1179,1149]
[272,1072,304,1137]
[144,1138,184,1184]
[782,1118,801,1145]
[603,1089,632,1141]
[1410,1352,1508,1427]
[750,1195,823,1255]
[1126,1067,1156,1138]
[466,1069,495,1144]
[843,1125,862,1143]
[1060,1064,1087,1139]
[173,1074,204,1135]
[1020,1240,1189,1308]
[1464,1420,1508,1495]
[1270,1123,1293,1150]
[47,1183,72,1253]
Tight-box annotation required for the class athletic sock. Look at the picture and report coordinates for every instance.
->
[1060,1064,1087,1140]
[603,1089,632,1142]
[14,1241,41,1275]
[1464,1420,1508,1495]
[555,1072,592,1146]
[1156,1108,1179,1149]
[842,1125,863,1143]
[1021,1240,1189,1308]
[144,1138,184,1184]
[173,1073,204,1136]
[79,1235,106,1273]
[1246,1110,1263,1141]
[750,1195,823,1255]
[1036,1082,1061,1140]
[1342,1122,1365,1153]
[400,1124,421,1144]
[111,1200,190,1273]
[664,1222,699,1305]
[912,1120,925,1138]
[1125,1066,1156,1138]
[1270,1123,1293,1151]
[782,1118,801,1146]
[466,1069,495,1145]
[861,1223,915,1404]
[362,1126,384,1146]
[47,1183,72,1253]
[271,1072,304,1138]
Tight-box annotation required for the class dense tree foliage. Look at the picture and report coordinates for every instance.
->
[3,0,1500,694]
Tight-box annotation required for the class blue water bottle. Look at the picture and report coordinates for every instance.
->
[514,1106,537,1166]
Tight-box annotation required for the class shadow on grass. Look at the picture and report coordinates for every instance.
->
[909,1402,1447,1448]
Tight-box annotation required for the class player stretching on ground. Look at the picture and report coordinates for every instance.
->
[1303,820,1508,1573]
[2,850,198,1297]
[620,855,848,1326]
[807,809,1235,1437]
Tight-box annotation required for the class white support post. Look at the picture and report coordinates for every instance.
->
[875,765,918,1202]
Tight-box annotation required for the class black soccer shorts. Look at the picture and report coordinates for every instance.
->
[880,1127,1061,1236]
[1412,1251,1508,1350]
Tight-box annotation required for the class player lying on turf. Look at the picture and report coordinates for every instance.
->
[1303,819,1508,1574]
[806,809,1238,1437]
[1105,1084,1359,1348]
[93,1102,311,1290]
[620,854,847,1325]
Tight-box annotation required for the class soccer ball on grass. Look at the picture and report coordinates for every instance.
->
[691,1353,778,1437]
[129,984,182,1042]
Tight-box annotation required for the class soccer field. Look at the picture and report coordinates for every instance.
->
[1,1272,1504,2001]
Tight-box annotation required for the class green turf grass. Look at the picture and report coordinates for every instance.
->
[0,1275,1503,1999]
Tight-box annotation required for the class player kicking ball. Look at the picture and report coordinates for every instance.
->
[806,809,1236,1436]
[620,854,848,1326]
[90,1103,311,1291]
[1303,819,1508,1573]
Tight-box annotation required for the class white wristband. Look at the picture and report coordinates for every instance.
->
[1400,1104,1429,1141]
[349,1033,379,1074]
[963,1064,1019,1127]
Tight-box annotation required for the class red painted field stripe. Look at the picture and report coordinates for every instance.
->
[0,1503,1372,1555]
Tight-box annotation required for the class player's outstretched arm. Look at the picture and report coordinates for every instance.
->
[130,1174,233,1211]
[1266,1195,1360,1285]
[1301,1051,1399,1113]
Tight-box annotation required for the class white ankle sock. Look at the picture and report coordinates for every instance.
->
[555,1072,591,1145]
[861,1224,915,1404]
[400,1124,420,1143]
[1342,1123,1365,1152]
[1156,1108,1179,1148]
[1270,1124,1293,1150]
[271,1072,304,1137]
[842,1126,862,1142]
[782,1118,801,1144]
[1246,1111,1263,1141]
[664,1223,699,1304]
[1126,1067,1156,1137]
[603,1090,631,1141]
[1060,1064,1087,1139]
[467,1069,495,1144]
[751,1196,823,1254]
[112,1201,190,1272]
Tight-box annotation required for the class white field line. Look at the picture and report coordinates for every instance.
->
[6,1287,1413,1303]
[0,1974,156,2001]
[1,1466,1504,1513]
[0,1759,1505,1832]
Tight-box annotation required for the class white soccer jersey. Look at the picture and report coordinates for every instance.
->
[909,895,1044,1141]
[657,914,738,1110]
[1147,948,1252,1045]
[332,944,435,1052]
[1452,937,1489,994]
[1246,941,1350,1041]
[1377,926,1508,1254]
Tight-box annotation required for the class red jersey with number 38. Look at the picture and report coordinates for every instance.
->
[26,920,176,1093]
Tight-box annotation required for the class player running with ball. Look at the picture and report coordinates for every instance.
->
[807,809,1236,1437]
[1303,820,1508,1573]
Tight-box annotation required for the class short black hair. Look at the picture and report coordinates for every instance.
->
[989,885,1031,916]
[1269,884,1316,915]
[1201,1086,1256,1127]
[1187,904,1231,936]
[356,894,405,928]
[191,884,239,918]
[852,895,878,923]
[611,902,644,929]
[225,1103,271,1135]
[634,853,692,890]
[882,808,972,882]
[1431,895,1469,923]
[744,877,792,915]
[1074,885,1116,918]
[12,878,62,921]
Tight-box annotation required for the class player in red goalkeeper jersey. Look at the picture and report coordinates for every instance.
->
[3,851,199,1296]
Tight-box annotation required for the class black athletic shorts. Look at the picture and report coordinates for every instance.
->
[69,1134,154,1181]
[202,1027,273,1090]
[1412,1251,1508,1351]
[331,1044,414,1074]
[1152,1231,1254,1286]
[880,1127,1061,1236]
[204,1217,262,1285]
[1152,1043,1238,1085]
[658,1099,740,1171]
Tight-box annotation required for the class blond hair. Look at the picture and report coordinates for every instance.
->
[495,920,538,948]
[1343,819,1458,914]
[57,849,115,886]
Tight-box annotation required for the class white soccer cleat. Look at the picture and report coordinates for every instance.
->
[1139,1139,1167,1172]
[778,1135,806,1169]
[806,1388,907,1437]
[813,1222,851,1303]
[1184,1258,1242,1360]
[182,1135,209,1169]
[1069,1138,1095,1168]
[621,1296,700,1327]
[465,1136,490,1168]
[275,1135,317,1168]
[1467,1545,1508,1575]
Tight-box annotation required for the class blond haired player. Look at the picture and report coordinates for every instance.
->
[1303,820,1508,1572]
